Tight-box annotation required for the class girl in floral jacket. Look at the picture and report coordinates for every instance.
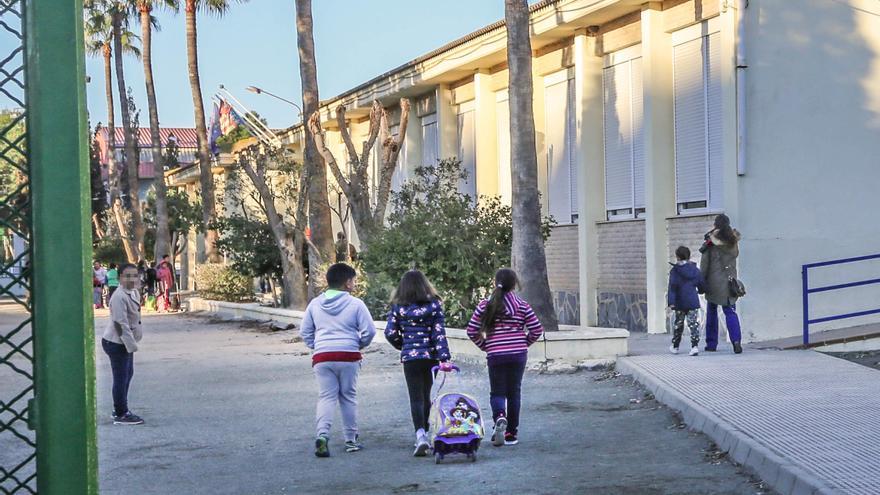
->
[385,270,451,456]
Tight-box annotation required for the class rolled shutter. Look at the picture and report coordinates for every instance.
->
[496,95,511,206]
[706,32,724,210]
[456,109,476,197]
[545,77,572,223]
[603,62,633,212]
[673,37,707,205]
[420,114,438,167]
[567,77,579,219]
[631,58,646,210]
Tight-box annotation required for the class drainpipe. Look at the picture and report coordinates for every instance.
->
[736,0,748,175]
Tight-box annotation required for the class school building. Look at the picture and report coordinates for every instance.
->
[173,0,880,343]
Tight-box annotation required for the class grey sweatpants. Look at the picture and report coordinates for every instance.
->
[313,361,360,442]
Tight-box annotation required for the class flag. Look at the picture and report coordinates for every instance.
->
[218,99,244,135]
[209,102,222,155]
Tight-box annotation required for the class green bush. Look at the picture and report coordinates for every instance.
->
[360,158,552,327]
[93,237,127,265]
[195,263,254,303]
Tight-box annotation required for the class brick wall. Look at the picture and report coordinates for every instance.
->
[667,214,716,267]
[597,220,647,292]
[545,225,580,291]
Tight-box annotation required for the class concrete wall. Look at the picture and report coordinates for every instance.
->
[736,0,880,340]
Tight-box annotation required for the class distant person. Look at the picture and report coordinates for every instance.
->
[101,263,144,425]
[145,261,157,297]
[106,263,120,300]
[136,260,147,301]
[699,214,744,354]
[384,270,452,456]
[93,261,107,309]
[301,263,376,457]
[667,246,705,356]
[466,268,543,447]
[335,232,358,262]
[156,261,173,312]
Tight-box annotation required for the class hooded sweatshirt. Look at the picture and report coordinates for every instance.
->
[102,287,143,353]
[667,260,704,311]
[300,291,376,366]
[466,292,544,365]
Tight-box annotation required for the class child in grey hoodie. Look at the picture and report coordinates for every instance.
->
[301,263,376,457]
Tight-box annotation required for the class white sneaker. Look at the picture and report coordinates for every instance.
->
[689,346,699,356]
[491,417,507,447]
[413,429,430,457]
[669,345,679,355]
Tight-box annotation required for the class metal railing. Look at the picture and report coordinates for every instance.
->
[802,253,880,345]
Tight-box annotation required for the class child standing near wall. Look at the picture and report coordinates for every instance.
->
[667,246,705,356]
[301,263,377,457]
[384,270,452,457]
[466,268,544,447]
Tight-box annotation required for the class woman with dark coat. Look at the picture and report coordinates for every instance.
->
[699,214,744,354]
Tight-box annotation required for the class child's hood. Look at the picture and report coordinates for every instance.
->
[672,261,702,281]
[501,291,524,316]
[395,300,441,320]
[319,291,354,316]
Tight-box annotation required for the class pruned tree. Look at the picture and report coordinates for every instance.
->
[308,98,409,249]
[236,147,311,309]
[504,0,559,332]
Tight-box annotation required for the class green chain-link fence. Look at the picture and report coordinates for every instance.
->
[0,1,35,492]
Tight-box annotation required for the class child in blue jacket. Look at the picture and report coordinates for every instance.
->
[384,270,451,457]
[668,246,705,356]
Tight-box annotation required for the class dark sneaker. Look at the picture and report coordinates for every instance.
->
[504,432,518,446]
[344,438,363,453]
[113,413,144,425]
[491,417,507,447]
[733,342,743,354]
[704,347,717,352]
[314,435,329,457]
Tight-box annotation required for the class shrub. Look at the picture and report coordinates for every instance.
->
[195,263,254,303]
[360,158,552,327]
[93,237,127,265]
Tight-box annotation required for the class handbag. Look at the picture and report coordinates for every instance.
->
[724,265,746,298]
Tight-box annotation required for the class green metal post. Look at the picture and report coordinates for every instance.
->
[26,0,99,493]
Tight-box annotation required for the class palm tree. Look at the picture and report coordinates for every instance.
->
[85,0,141,261]
[295,0,334,273]
[110,3,147,261]
[135,0,178,262]
[184,0,242,263]
[504,0,559,332]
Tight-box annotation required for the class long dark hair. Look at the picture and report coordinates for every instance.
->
[480,268,519,339]
[713,214,738,245]
[391,270,439,306]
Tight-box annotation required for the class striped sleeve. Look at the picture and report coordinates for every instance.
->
[466,302,487,350]
[522,302,544,346]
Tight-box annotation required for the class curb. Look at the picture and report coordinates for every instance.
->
[617,357,838,495]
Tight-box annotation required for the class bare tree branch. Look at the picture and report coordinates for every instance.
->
[373,98,410,224]
[357,100,383,176]
[309,111,351,196]
[335,105,359,167]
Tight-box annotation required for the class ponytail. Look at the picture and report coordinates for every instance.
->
[479,268,519,339]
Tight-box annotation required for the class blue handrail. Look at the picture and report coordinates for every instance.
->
[802,253,880,345]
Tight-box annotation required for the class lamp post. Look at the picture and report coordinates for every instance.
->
[246,86,303,116]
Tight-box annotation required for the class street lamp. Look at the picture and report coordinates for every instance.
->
[246,86,303,116]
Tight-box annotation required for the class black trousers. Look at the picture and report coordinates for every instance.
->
[402,359,438,432]
[488,360,527,435]
[102,338,134,417]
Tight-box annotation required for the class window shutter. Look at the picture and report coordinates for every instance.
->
[631,58,646,210]
[420,114,438,167]
[496,96,512,206]
[567,77,579,220]
[456,109,476,197]
[706,32,724,210]
[603,62,633,212]
[673,37,708,205]
[545,77,572,223]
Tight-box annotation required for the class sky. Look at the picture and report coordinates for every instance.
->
[85,0,521,130]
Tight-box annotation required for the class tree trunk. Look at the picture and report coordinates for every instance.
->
[113,12,144,262]
[103,44,137,262]
[142,5,171,262]
[295,0,334,275]
[504,0,559,332]
[185,0,219,262]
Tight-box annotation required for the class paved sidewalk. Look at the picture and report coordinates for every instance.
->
[618,349,880,495]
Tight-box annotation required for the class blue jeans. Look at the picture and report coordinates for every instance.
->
[102,339,134,417]
[705,303,742,350]
[488,360,526,435]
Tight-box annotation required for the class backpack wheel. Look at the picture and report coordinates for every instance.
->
[434,452,442,464]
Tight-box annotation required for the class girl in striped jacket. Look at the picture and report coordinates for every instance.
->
[466,268,544,447]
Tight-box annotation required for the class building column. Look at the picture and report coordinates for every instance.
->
[436,84,457,160]
[574,28,604,327]
[642,3,676,334]
[474,70,498,197]
[404,100,421,178]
